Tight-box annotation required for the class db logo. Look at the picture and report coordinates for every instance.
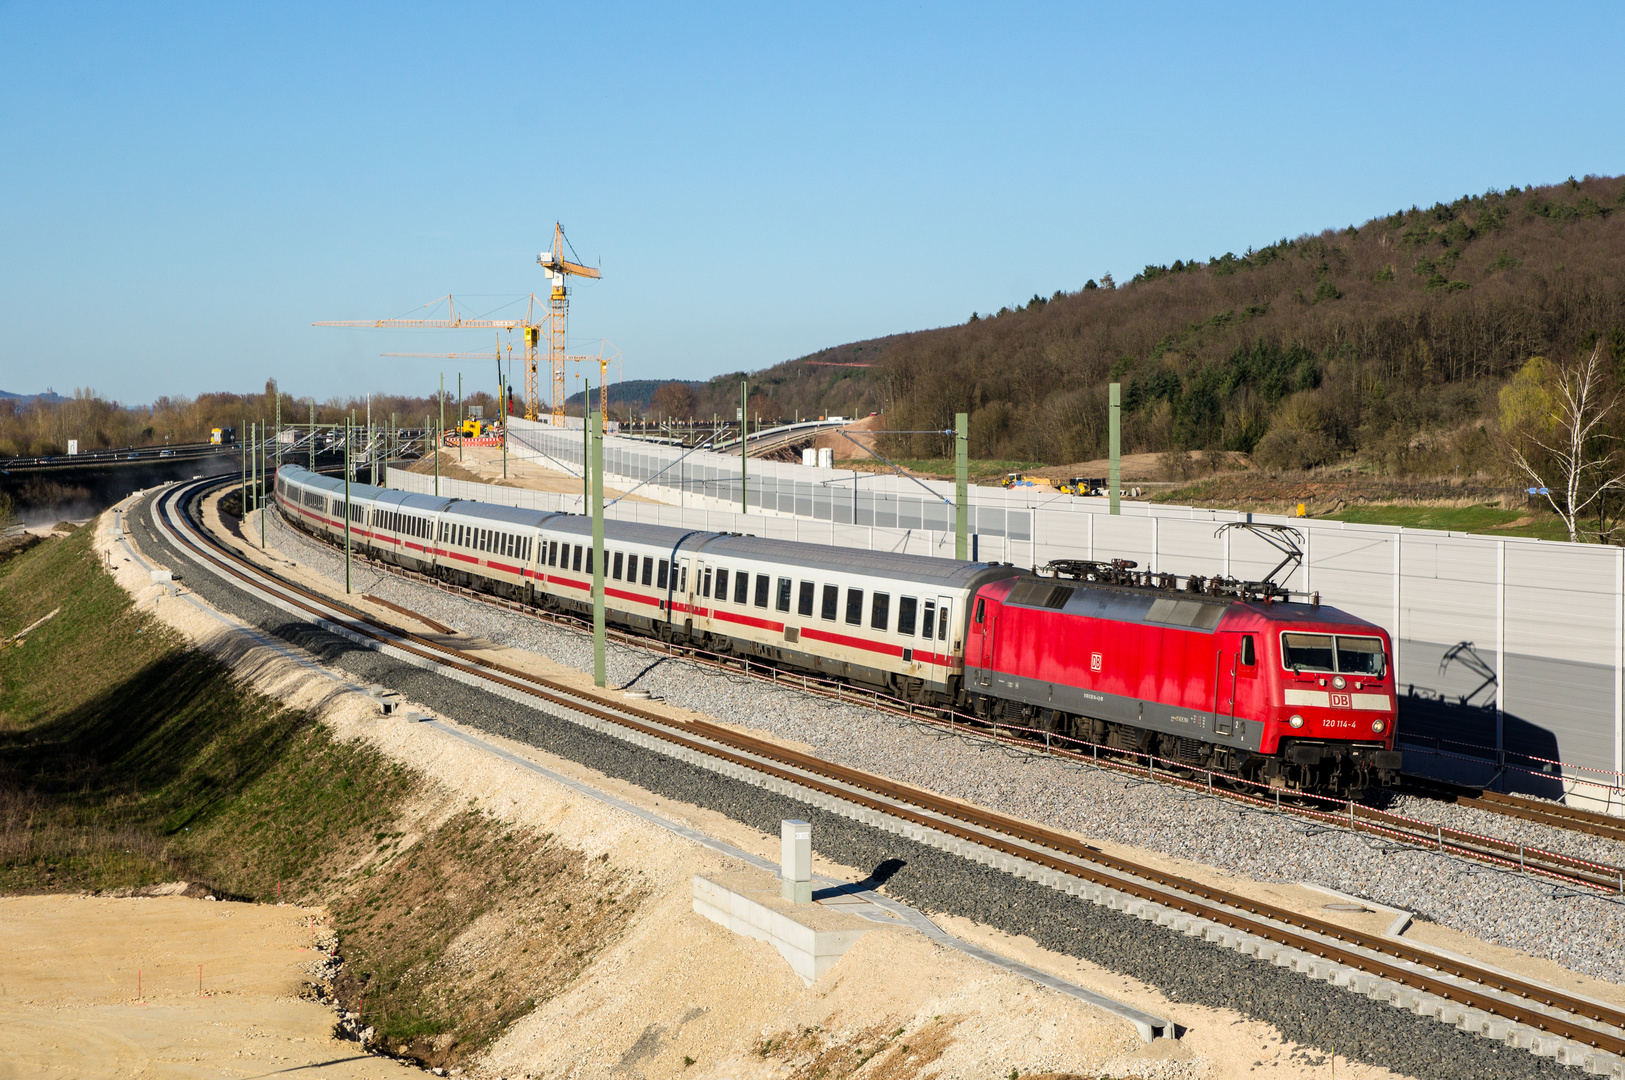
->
[1090,652,1103,672]
[1330,693,1352,709]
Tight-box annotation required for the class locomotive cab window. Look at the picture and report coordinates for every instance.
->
[1281,633,1334,672]
[821,584,838,621]
[1336,636,1386,677]
[1240,634,1256,668]
[974,598,986,624]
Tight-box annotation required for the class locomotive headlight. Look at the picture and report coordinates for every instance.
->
[1332,675,1346,690]
[1371,718,1386,734]
[1288,714,1304,729]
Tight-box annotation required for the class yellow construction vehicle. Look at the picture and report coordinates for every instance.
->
[461,417,499,439]
[1001,472,1055,489]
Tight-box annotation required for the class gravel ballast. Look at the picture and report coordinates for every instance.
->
[130,493,1601,1079]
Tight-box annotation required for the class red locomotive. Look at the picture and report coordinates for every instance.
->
[962,550,1401,796]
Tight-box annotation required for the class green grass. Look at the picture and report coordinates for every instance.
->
[1318,503,1581,541]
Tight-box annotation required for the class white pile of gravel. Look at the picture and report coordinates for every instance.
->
[266,510,1625,985]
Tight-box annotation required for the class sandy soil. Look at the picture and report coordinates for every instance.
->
[0,892,419,1080]
[407,444,656,502]
[71,492,1595,1078]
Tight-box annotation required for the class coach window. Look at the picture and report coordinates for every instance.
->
[821,584,839,621]
[700,567,710,597]
[679,564,687,592]
[714,567,729,599]
[613,552,624,580]
[938,606,950,641]
[657,559,669,589]
[548,540,558,566]
[753,574,770,608]
[642,557,654,587]
[897,596,918,636]
[625,553,637,581]
[734,570,749,604]
[584,547,594,574]
[775,577,792,612]
[870,592,890,631]
[571,545,582,572]
[845,588,864,626]
[798,581,815,617]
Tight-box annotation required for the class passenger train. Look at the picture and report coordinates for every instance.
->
[273,465,1403,795]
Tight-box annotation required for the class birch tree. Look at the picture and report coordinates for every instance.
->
[1503,343,1625,542]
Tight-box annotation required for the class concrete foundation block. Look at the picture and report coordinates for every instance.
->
[693,872,872,986]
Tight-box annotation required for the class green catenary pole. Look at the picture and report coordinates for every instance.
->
[240,435,247,516]
[591,408,606,687]
[740,378,749,514]
[1109,381,1121,515]
[344,416,352,594]
[955,411,969,560]
[260,423,267,548]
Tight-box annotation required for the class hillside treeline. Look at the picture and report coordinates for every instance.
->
[0,383,507,458]
[699,175,1625,476]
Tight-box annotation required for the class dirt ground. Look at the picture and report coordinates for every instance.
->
[405,445,655,502]
[0,891,419,1080]
[57,493,1611,1078]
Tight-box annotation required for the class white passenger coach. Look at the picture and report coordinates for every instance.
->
[273,465,1021,700]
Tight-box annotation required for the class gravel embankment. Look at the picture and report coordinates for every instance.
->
[255,505,1625,987]
[127,495,1585,1080]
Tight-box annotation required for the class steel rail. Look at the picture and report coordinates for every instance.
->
[144,478,1625,1054]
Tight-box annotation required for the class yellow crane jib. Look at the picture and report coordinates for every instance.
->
[536,222,602,426]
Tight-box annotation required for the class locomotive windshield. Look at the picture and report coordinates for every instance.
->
[1281,632,1386,676]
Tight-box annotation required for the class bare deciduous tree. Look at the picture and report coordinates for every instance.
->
[1506,343,1625,542]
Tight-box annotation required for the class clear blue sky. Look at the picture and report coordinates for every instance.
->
[4,2,1624,405]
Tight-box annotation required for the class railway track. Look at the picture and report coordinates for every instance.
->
[138,475,1625,1063]
[235,480,1625,898]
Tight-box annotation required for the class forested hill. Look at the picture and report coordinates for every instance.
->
[697,175,1625,475]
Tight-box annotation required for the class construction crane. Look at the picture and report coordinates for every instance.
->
[536,222,602,425]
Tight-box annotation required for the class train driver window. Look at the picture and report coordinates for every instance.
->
[821,584,838,621]
[798,581,814,617]
[657,559,669,589]
[753,574,770,608]
[845,588,863,625]
[613,552,624,580]
[1240,634,1256,669]
[870,593,890,631]
[734,569,749,604]
[642,556,654,587]
[974,598,986,624]
[715,567,729,599]
[897,597,918,636]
